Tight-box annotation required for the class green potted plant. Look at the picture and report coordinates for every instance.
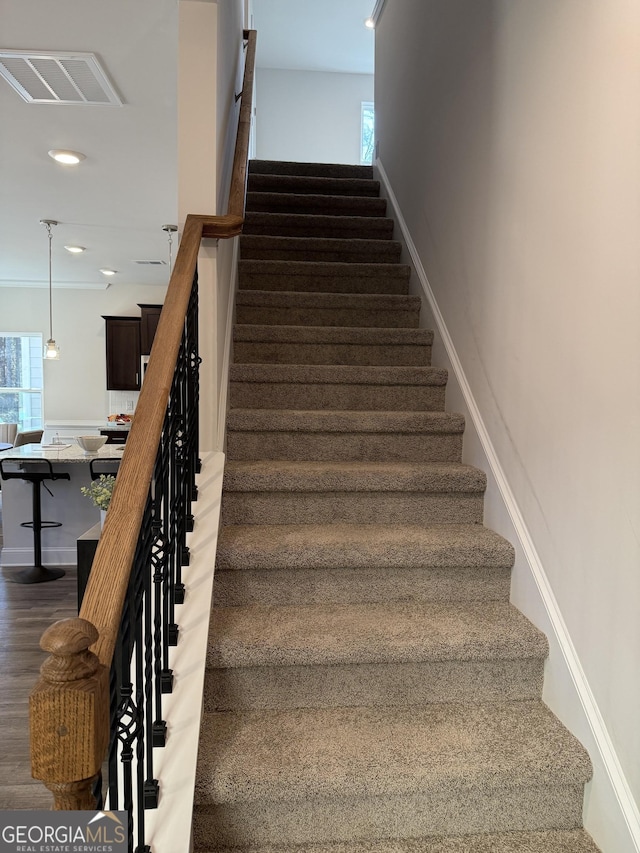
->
[81,474,116,528]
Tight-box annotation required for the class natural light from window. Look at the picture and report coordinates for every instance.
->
[0,333,44,430]
[361,101,374,165]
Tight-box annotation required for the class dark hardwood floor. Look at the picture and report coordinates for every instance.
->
[0,496,78,808]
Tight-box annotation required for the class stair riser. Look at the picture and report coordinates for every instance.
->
[221,493,484,526]
[246,194,387,217]
[205,659,544,711]
[238,271,410,295]
[235,306,420,328]
[243,218,394,241]
[212,566,512,607]
[240,244,401,264]
[229,383,446,411]
[249,161,374,179]
[192,785,586,848]
[226,433,462,463]
[233,341,431,366]
[247,176,380,196]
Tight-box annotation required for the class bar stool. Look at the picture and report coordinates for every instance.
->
[0,458,70,584]
[89,458,121,480]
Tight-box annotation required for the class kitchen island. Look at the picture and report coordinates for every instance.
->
[0,443,124,567]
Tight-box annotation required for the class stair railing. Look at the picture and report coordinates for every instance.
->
[28,28,256,853]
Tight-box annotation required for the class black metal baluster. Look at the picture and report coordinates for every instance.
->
[101,266,201,852]
[132,524,151,851]
[137,498,160,812]
[150,452,170,732]
[116,574,137,853]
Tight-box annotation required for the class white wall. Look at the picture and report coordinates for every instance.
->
[178,0,244,452]
[179,0,218,452]
[215,0,245,449]
[375,0,640,849]
[255,68,373,164]
[1,284,166,422]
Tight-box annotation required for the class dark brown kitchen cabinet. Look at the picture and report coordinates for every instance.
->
[103,316,141,390]
[99,429,129,444]
[138,304,163,356]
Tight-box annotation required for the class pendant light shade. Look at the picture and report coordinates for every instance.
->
[40,219,60,359]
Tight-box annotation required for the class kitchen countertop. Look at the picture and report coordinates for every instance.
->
[0,444,126,464]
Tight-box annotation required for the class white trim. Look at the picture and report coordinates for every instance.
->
[371,0,388,26]
[216,236,240,451]
[143,450,225,853]
[0,546,77,567]
[376,156,640,853]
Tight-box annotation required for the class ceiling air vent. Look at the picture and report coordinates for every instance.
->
[134,260,167,266]
[0,50,122,105]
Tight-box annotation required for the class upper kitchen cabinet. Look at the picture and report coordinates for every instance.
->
[138,304,163,356]
[103,316,141,390]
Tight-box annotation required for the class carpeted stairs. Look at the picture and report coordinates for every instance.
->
[192,161,600,853]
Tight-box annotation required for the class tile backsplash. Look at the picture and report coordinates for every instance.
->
[109,390,139,416]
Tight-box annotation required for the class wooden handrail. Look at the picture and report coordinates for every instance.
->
[228,30,257,219]
[30,29,257,814]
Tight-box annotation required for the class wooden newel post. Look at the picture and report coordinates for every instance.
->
[30,617,110,810]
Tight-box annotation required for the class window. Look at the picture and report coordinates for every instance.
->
[361,101,375,165]
[0,333,43,430]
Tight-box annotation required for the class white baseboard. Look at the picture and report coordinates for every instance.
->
[0,546,77,567]
[376,157,640,853]
[143,450,224,853]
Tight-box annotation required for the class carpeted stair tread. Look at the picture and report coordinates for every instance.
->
[196,829,601,853]
[226,409,461,433]
[230,363,447,386]
[233,326,433,346]
[235,290,420,311]
[221,461,485,524]
[247,174,380,197]
[240,235,402,264]
[246,191,387,217]
[249,160,374,179]
[232,326,433,367]
[243,212,394,240]
[229,367,447,411]
[235,292,419,328]
[208,600,548,669]
[226,411,464,462]
[222,460,486,493]
[215,523,515,571]
[238,260,411,294]
[195,701,592,805]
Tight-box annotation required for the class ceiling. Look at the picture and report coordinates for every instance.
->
[252,0,375,76]
[0,0,374,292]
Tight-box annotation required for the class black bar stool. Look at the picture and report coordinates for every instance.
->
[0,458,70,584]
[89,458,121,480]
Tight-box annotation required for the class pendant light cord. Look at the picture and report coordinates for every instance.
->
[46,221,53,341]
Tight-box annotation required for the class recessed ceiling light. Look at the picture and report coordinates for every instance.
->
[48,149,86,165]
[64,245,85,254]
[364,17,375,29]
[99,268,117,276]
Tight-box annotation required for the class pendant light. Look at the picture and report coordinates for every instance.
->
[162,224,178,273]
[40,219,60,360]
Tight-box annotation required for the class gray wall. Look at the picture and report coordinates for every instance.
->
[375,0,640,848]
[256,68,373,164]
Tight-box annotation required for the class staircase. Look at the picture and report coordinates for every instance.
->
[192,161,600,853]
